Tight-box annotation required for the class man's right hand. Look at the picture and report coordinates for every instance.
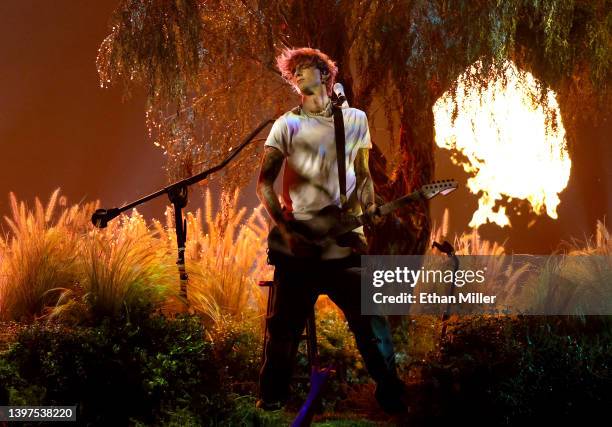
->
[279,220,318,257]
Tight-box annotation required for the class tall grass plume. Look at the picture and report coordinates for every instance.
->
[0,190,94,321]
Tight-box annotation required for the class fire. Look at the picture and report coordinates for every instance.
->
[433,60,571,228]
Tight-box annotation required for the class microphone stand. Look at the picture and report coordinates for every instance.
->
[91,118,275,300]
[432,240,459,339]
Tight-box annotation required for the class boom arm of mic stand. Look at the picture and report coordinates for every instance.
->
[90,117,275,300]
[91,118,275,229]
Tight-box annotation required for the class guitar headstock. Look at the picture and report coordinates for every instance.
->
[420,179,458,200]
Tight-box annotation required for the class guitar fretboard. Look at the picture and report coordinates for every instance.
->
[331,190,422,237]
[378,191,421,216]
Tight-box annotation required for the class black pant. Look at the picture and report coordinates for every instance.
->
[258,255,400,403]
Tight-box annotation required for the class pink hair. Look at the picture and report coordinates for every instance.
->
[276,47,338,95]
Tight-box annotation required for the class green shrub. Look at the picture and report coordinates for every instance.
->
[207,313,264,395]
[422,315,612,425]
[2,315,233,425]
[220,395,293,426]
[0,356,46,406]
[315,308,366,388]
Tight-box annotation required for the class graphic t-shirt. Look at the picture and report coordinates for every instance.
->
[264,106,373,221]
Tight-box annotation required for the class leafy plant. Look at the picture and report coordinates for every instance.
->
[2,315,233,425]
[421,315,612,424]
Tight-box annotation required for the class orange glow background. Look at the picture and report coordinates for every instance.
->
[1,1,610,254]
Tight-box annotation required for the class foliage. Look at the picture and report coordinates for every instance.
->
[0,191,178,324]
[153,187,272,322]
[98,0,289,183]
[421,315,612,424]
[96,0,611,259]
[207,314,263,396]
[516,250,612,315]
[2,188,611,423]
[428,211,612,316]
[1,315,234,425]
[0,189,270,325]
[75,212,177,323]
[220,395,293,427]
[0,313,295,425]
[429,208,506,256]
[315,303,367,384]
[0,190,93,321]
[0,354,45,406]
[392,315,441,375]
[97,0,204,103]
[98,0,610,185]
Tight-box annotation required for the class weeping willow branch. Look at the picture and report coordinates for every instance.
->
[98,0,610,195]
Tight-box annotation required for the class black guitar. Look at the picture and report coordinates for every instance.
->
[267,179,458,263]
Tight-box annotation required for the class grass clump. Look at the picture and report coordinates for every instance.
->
[0,190,89,321]
[153,188,272,323]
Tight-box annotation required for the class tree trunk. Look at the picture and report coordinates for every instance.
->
[368,105,434,256]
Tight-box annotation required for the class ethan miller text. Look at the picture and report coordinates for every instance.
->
[420,292,497,304]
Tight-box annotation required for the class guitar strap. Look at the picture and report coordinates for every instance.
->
[332,104,347,209]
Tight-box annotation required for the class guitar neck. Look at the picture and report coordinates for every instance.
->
[378,190,422,216]
[332,190,422,237]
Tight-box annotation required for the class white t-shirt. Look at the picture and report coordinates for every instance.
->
[264,106,373,221]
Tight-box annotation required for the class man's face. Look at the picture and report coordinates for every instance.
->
[293,63,326,95]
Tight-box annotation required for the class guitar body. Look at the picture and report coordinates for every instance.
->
[266,180,458,267]
[267,205,367,265]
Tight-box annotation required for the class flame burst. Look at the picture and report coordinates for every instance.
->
[433,60,571,228]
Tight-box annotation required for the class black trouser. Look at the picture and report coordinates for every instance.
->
[258,255,400,403]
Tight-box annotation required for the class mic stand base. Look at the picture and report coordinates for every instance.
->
[168,185,189,300]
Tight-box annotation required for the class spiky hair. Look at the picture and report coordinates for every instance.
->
[276,47,338,95]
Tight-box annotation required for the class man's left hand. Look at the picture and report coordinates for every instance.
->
[365,203,383,226]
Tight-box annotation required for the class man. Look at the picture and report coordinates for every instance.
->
[256,47,406,414]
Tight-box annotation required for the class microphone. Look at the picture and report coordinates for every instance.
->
[332,82,349,108]
[91,208,120,228]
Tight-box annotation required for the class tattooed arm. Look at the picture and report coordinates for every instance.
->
[355,148,376,209]
[355,147,382,224]
[256,146,288,227]
[257,146,313,252]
